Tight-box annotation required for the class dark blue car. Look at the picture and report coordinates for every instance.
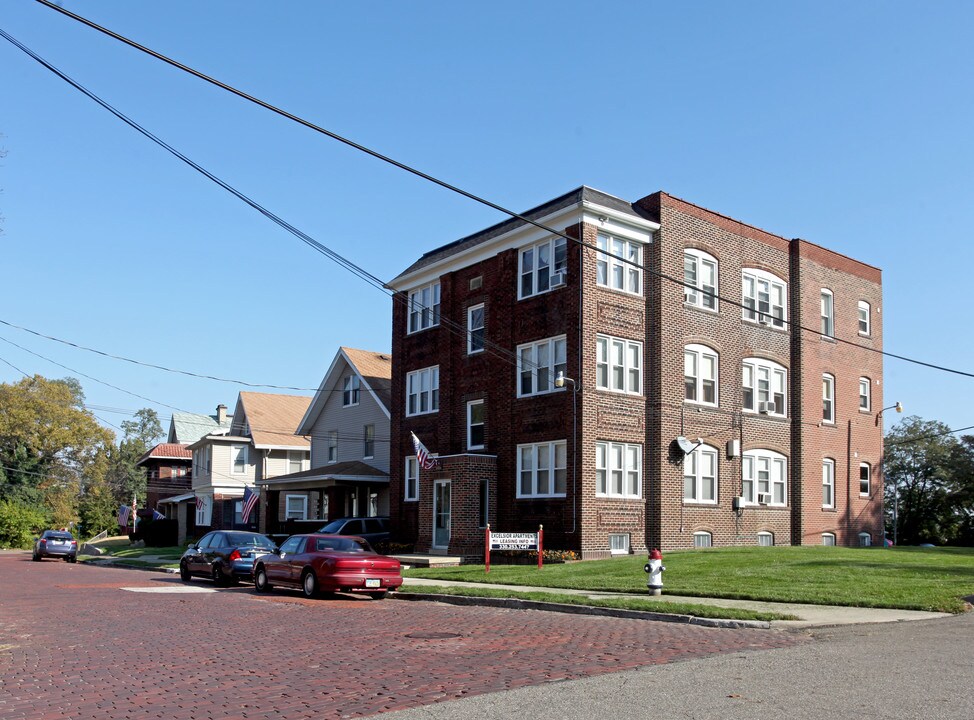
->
[180,531,277,585]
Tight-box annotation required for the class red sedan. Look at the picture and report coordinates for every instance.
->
[253,534,403,600]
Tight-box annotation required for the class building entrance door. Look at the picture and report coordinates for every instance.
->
[433,479,451,549]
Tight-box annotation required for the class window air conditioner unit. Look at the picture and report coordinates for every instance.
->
[684,291,694,303]
[758,314,773,326]
[550,272,567,288]
[757,493,773,505]
[758,401,776,414]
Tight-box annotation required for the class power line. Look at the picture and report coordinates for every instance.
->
[28,1,974,381]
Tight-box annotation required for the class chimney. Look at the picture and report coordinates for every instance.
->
[216,404,227,424]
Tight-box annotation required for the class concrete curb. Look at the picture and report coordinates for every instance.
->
[81,558,178,574]
[394,591,772,630]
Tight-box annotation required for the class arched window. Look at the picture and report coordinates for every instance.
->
[684,344,718,406]
[757,531,774,547]
[684,249,718,310]
[859,377,871,411]
[822,458,835,508]
[858,532,872,547]
[742,268,787,327]
[742,449,787,505]
[683,444,719,503]
[743,358,787,416]
[822,533,836,546]
[693,531,713,548]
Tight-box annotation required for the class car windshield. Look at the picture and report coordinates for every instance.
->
[317,520,347,534]
[226,533,274,548]
[315,537,370,553]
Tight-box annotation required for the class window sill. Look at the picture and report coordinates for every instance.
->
[821,506,837,512]
[516,495,568,500]
[406,325,440,337]
[684,400,719,410]
[684,302,719,314]
[742,318,788,331]
[595,495,643,501]
[406,410,439,418]
[596,284,644,299]
[820,335,837,343]
[682,501,718,506]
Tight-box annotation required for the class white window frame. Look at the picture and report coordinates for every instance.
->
[343,375,360,407]
[517,336,567,397]
[230,444,248,475]
[859,377,871,411]
[467,399,485,450]
[596,335,642,395]
[858,301,871,336]
[408,281,441,334]
[284,494,308,521]
[519,236,567,299]
[406,366,439,416]
[757,531,774,547]
[683,444,718,504]
[742,268,787,328]
[743,358,787,416]
[821,289,835,338]
[596,233,642,295]
[693,531,713,548]
[467,303,485,354]
[327,430,338,464]
[609,534,631,555]
[404,456,418,502]
[595,441,642,499]
[859,462,871,496]
[742,449,788,506]
[822,458,835,508]
[516,441,567,498]
[684,344,718,406]
[287,450,304,475]
[363,424,375,459]
[859,532,872,547]
[684,249,718,310]
[822,533,836,546]
[823,374,835,424]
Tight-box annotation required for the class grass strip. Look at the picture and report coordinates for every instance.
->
[397,584,796,621]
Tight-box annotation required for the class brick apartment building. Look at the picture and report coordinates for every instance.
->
[387,187,884,558]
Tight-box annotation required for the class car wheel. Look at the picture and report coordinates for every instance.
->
[254,566,272,593]
[32,552,40,562]
[368,591,387,601]
[213,564,231,587]
[301,570,319,599]
[66,556,76,563]
[179,561,192,582]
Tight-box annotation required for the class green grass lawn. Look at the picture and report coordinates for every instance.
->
[405,546,974,613]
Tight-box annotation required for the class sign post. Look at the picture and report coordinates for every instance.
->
[485,525,544,573]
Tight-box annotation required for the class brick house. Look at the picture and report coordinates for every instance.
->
[136,443,193,512]
[387,187,884,558]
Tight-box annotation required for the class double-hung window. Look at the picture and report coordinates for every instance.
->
[404,457,418,501]
[742,269,786,327]
[858,301,871,335]
[467,304,485,354]
[859,463,871,495]
[684,344,718,406]
[821,289,835,338]
[408,282,441,333]
[343,375,360,407]
[822,458,835,508]
[742,450,787,505]
[684,249,718,310]
[596,335,641,394]
[467,400,485,450]
[327,430,338,463]
[288,450,304,474]
[859,377,871,411]
[518,336,567,397]
[519,237,567,298]
[742,358,787,416]
[231,444,248,474]
[406,366,439,416]
[823,374,835,424]
[363,425,375,459]
[595,441,642,498]
[596,233,642,294]
[285,494,308,520]
[683,444,718,503]
[517,441,567,498]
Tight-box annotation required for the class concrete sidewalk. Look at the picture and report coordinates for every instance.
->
[401,576,952,629]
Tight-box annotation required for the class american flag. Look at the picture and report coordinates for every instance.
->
[152,509,165,520]
[411,432,438,470]
[195,495,205,512]
[117,504,131,527]
[241,486,259,524]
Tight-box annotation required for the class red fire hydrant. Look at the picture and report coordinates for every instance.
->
[644,548,665,596]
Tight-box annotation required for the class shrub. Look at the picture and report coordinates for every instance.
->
[134,519,178,547]
[0,499,49,549]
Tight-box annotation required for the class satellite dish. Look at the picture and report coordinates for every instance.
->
[675,436,699,455]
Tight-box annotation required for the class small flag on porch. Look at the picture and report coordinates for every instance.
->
[117,504,131,527]
[411,432,438,470]
[241,486,258,524]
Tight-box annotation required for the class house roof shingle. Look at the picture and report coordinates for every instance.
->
[342,347,392,412]
[237,391,312,449]
[135,443,193,466]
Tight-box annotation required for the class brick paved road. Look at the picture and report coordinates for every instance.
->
[0,553,804,719]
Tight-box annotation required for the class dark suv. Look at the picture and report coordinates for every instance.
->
[317,517,390,545]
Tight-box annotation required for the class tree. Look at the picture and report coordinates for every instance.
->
[105,408,162,504]
[946,435,974,546]
[884,416,958,545]
[78,474,117,538]
[0,376,114,516]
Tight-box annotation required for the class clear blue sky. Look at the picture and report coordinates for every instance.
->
[1,1,972,438]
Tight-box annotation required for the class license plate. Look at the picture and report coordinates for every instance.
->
[365,578,381,588]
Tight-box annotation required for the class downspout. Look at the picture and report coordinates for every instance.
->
[569,222,584,535]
